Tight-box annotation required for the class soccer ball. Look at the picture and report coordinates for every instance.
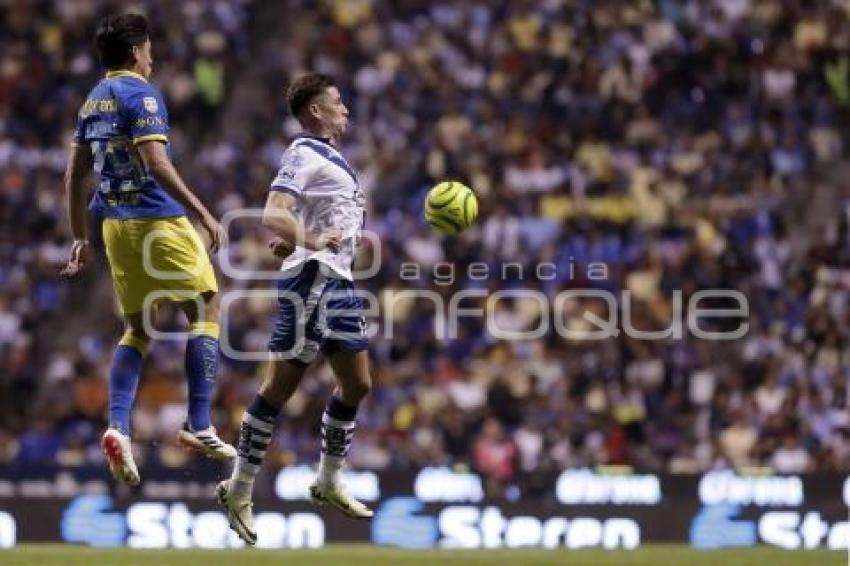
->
[424,181,479,235]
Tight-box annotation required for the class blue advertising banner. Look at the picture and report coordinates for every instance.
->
[0,466,847,550]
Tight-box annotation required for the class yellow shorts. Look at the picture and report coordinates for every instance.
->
[102,216,218,315]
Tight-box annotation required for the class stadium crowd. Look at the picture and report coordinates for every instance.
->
[2,0,850,496]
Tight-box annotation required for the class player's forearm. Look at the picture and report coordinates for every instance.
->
[262,207,306,245]
[65,181,88,239]
[147,160,212,219]
[262,190,327,249]
[64,148,91,239]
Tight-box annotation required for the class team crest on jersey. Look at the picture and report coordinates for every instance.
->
[279,149,303,181]
[282,149,303,169]
[143,96,158,113]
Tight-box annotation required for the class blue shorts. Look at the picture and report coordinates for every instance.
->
[268,260,368,366]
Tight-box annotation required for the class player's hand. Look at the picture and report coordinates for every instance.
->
[201,213,228,253]
[60,239,89,278]
[269,237,295,259]
[310,228,342,253]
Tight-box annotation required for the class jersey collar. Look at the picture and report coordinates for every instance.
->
[105,70,148,83]
[294,133,334,146]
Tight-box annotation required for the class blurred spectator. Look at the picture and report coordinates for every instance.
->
[473,417,517,494]
[771,435,812,474]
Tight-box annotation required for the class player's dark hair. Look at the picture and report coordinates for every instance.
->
[287,73,336,119]
[94,13,150,69]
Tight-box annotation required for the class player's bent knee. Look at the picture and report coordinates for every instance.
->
[180,291,219,323]
[341,377,371,403]
[124,315,152,343]
[201,304,219,323]
[200,291,219,321]
[119,321,150,353]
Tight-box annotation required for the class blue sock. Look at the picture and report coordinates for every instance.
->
[108,335,147,435]
[185,322,220,431]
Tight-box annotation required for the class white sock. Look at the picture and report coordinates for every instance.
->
[317,410,356,487]
[317,452,345,486]
[230,411,275,499]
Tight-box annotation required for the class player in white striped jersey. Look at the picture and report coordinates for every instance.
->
[217,74,372,545]
[269,131,366,280]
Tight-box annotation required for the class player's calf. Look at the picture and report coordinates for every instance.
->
[215,394,280,546]
[227,395,280,498]
[315,396,358,487]
[308,395,373,518]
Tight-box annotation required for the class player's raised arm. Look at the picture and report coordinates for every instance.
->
[135,140,228,252]
[262,190,341,253]
[61,143,94,277]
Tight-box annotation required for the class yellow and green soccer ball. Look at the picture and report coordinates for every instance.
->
[424,180,479,235]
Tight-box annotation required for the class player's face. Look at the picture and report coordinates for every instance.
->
[316,86,349,139]
[132,39,153,79]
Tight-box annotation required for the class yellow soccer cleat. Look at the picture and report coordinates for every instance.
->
[215,479,257,546]
[309,481,374,519]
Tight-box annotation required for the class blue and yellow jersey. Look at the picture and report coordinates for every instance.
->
[73,70,185,219]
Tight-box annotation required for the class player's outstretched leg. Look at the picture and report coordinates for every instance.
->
[217,394,279,545]
[102,329,146,486]
[218,359,306,544]
[177,296,236,460]
[309,350,373,519]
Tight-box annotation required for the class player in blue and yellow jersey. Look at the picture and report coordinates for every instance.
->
[61,14,235,485]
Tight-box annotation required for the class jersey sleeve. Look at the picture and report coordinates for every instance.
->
[123,85,169,145]
[270,145,319,197]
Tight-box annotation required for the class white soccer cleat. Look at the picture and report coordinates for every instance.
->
[177,423,237,460]
[309,481,373,519]
[101,428,140,486]
[216,479,257,545]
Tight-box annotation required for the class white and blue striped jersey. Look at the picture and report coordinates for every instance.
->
[270,134,366,281]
